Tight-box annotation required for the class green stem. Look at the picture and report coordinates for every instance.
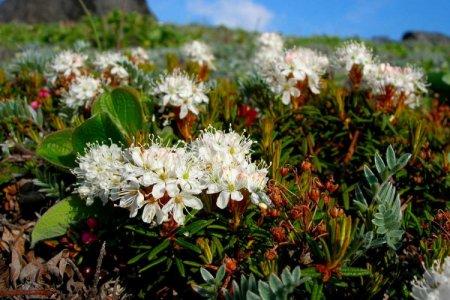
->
[77,0,102,50]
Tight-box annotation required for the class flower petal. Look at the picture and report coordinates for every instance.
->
[231,190,243,201]
[152,182,166,199]
[216,191,230,209]
[142,203,157,223]
[183,195,203,210]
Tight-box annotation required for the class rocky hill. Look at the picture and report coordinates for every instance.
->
[0,0,154,23]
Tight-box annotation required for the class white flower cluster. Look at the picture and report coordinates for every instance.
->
[73,129,270,226]
[334,41,374,73]
[332,41,427,107]
[94,52,130,85]
[191,128,270,208]
[62,76,103,108]
[364,63,427,108]
[182,40,215,69]
[153,71,209,119]
[48,50,87,80]
[257,47,329,105]
[411,257,450,300]
[73,144,124,206]
[129,47,150,66]
[254,32,284,66]
[257,32,284,52]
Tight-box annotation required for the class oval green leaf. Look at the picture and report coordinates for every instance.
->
[36,128,77,168]
[72,112,126,155]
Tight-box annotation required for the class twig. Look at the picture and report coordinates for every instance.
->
[92,242,106,291]
[344,130,361,164]
[67,258,85,283]
[77,0,102,49]
[0,289,58,297]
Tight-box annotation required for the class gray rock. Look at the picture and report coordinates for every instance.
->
[402,31,450,44]
[0,0,155,23]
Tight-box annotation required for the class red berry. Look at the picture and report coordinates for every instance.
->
[86,217,98,229]
[279,167,290,177]
[81,231,97,245]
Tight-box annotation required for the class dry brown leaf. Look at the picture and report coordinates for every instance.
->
[0,226,14,252]
[0,255,10,290]
[9,247,24,288]
[47,249,70,279]
[19,261,41,282]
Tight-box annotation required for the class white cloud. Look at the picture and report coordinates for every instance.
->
[187,0,273,31]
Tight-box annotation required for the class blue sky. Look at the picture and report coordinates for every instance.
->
[148,0,450,39]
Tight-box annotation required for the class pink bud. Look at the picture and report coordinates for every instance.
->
[38,88,50,98]
[30,101,41,110]
[81,231,97,245]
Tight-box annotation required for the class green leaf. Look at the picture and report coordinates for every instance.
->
[147,239,170,260]
[124,225,158,237]
[157,126,177,145]
[374,152,386,175]
[281,267,292,286]
[178,219,214,236]
[31,196,98,247]
[128,250,150,264]
[200,267,215,282]
[215,265,226,283]
[175,237,202,254]
[354,185,368,209]
[442,73,450,85]
[139,256,167,273]
[92,87,145,139]
[175,258,185,277]
[396,153,411,169]
[268,274,283,292]
[340,267,371,277]
[363,166,378,187]
[386,145,396,170]
[72,112,126,155]
[246,291,261,300]
[258,281,272,300]
[36,129,77,168]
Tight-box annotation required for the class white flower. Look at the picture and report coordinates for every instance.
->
[245,163,270,204]
[49,51,87,79]
[191,127,253,167]
[140,197,167,225]
[137,147,179,200]
[281,48,329,94]
[364,63,428,108]
[94,52,127,70]
[256,32,284,52]
[63,76,103,108]
[153,71,209,119]
[129,47,150,65]
[94,52,129,85]
[411,257,450,300]
[162,187,203,225]
[183,41,215,69]
[110,65,129,80]
[113,178,144,217]
[280,77,300,105]
[175,157,204,194]
[207,167,245,209]
[334,41,374,72]
[73,144,125,206]
[256,47,329,104]
[254,33,284,69]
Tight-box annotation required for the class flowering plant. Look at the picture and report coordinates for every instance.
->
[0,26,448,299]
